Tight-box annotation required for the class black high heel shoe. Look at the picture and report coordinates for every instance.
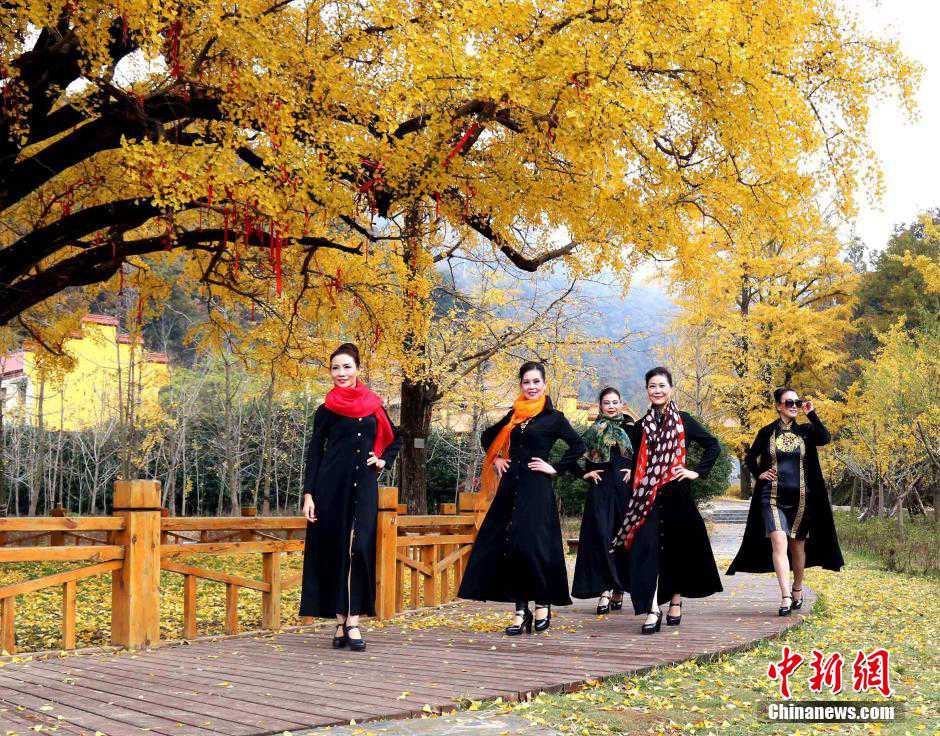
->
[665,601,682,626]
[596,594,611,616]
[533,605,552,633]
[791,586,804,610]
[778,595,793,617]
[332,623,347,649]
[641,610,663,635]
[505,608,533,636]
[344,625,366,651]
[610,593,624,611]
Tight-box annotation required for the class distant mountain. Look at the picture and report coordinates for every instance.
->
[574,280,676,408]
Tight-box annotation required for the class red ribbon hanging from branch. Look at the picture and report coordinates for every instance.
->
[443,122,480,169]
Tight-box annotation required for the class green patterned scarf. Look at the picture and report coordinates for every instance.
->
[582,413,633,464]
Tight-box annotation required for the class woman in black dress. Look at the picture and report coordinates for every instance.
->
[572,387,634,614]
[611,367,723,634]
[727,389,844,615]
[457,361,587,635]
[300,343,401,651]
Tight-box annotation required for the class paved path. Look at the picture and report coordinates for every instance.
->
[0,543,810,736]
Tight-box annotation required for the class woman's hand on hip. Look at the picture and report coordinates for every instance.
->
[302,493,317,523]
[493,457,510,477]
[672,466,699,481]
[759,468,777,481]
[528,457,557,475]
[583,469,603,484]
[366,451,386,471]
[620,468,632,483]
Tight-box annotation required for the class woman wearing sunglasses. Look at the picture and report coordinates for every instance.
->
[727,388,844,616]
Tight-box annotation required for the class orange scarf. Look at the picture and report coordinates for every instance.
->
[480,393,546,501]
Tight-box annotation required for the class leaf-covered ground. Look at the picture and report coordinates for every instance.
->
[470,553,939,735]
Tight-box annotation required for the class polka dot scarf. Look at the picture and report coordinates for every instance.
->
[611,401,686,551]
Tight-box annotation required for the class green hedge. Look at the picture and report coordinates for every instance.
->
[833,509,939,576]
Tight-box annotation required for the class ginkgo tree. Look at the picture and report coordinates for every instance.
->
[666,208,856,495]
[1,0,918,505]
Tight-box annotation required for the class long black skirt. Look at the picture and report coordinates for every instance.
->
[625,479,723,614]
[572,479,630,598]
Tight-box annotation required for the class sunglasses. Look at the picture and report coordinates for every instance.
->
[781,399,804,408]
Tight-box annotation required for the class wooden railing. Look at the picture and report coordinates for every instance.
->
[0,481,488,655]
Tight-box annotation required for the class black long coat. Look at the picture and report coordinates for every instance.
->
[623,411,723,614]
[299,404,402,618]
[726,411,844,575]
[571,429,635,599]
[457,397,586,606]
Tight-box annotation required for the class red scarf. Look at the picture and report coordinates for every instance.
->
[324,381,395,459]
[611,401,686,550]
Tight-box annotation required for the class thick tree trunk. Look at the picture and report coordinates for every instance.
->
[398,377,437,514]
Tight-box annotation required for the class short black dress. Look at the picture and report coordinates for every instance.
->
[760,421,810,539]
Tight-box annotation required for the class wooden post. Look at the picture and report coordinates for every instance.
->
[225,583,239,635]
[422,544,441,606]
[110,480,162,650]
[261,551,281,630]
[240,506,256,542]
[0,596,14,654]
[458,492,487,529]
[374,486,399,620]
[440,503,456,515]
[160,507,169,544]
[61,580,76,650]
[183,574,197,639]
[50,505,66,546]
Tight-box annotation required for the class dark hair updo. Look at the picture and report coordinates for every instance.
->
[518,361,546,381]
[330,342,361,367]
[598,386,622,404]
[773,386,796,404]
[645,366,673,386]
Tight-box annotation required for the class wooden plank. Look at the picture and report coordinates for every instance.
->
[0,517,124,532]
[397,515,473,528]
[409,546,420,609]
[161,559,271,592]
[5,662,309,735]
[0,560,122,599]
[61,580,76,650]
[0,544,123,563]
[395,533,475,546]
[161,539,304,557]
[183,573,198,639]
[163,517,307,531]
[225,583,239,635]
[396,552,432,577]
[0,668,240,736]
[22,660,332,729]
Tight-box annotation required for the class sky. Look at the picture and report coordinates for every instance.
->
[848,0,940,256]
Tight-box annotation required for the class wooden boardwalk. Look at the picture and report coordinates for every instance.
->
[0,572,811,736]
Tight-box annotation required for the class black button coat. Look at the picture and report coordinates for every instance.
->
[457,397,587,606]
[623,410,724,614]
[299,404,402,618]
[726,411,844,575]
